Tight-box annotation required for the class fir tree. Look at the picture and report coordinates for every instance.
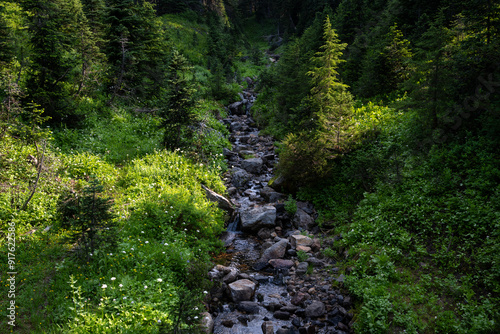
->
[60,178,116,262]
[160,49,197,150]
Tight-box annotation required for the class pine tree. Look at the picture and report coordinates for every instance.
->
[160,49,197,150]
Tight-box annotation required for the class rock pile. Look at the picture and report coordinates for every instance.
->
[207,85,353,334]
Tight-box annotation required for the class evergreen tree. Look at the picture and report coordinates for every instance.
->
[308,16,353,150]
[59,178,116,262]
[104,0,167,103]
[160,49,197,150]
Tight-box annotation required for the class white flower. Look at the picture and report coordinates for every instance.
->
[145,241,149,244]
[109,253,113,256]
[131,248,134,251]
[203,291,208,294]
[123,296,127,299]
[119,284,123,288]
[141,231,144,233]
[162,252,165,254]
[102,284,108,289]
[164,243,168,246]
[144,285,148,289]
[111,277,116,281]
[157,278,163,282]
[122,251,126,253]
[194,316,198,319]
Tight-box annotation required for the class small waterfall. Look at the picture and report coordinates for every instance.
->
[226,213,240,232]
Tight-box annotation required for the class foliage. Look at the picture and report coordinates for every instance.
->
[58,178,117,261]
[284,194,297,215]
[159,49,197,150]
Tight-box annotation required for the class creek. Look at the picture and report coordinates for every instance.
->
[206,85,353,334]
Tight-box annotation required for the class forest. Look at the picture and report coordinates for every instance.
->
[0,0,499,333]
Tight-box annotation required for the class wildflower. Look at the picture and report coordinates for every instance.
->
[123,296,127,299]
[203,291,208,294]
[157,278,163,282]
[141,231,144,233]
[145,241,149,244]
[111,277,116,281]
[119,284,123,288]
[102,284,108,289]
[164,243,168,246]
[144,285,148,289]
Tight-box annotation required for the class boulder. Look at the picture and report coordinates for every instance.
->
[291,292,310,306]
[292,209,315,230]
[305,301,325,318]
[296,245,312,253]
[228,279,256,302]
[231,168,250,188]
[290,235,313,249]
[201,185,234,214]
[240,205,276,231]
[222,268,240,284]
[254,239,289,270]
[229,101,245,115]
[274,310,290,320]
[241,158,264,174]
[200,312,214,334]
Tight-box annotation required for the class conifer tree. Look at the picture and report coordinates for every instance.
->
[307,16,353,151]
[160,49,197,150]
[60,178,116,262]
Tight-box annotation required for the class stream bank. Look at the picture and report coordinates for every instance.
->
[205,84,353,334]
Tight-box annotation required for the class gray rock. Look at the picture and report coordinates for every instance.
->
[268,259,295,269]
[240,205,276,231]
[200,312,214,334]
[258,227,273,240]
[229,101,245,115]
[201,184,234,214]
[228,279,256,302]
[260,239,289,262]
[296,262,309,276]
[231,168,250,188]
[292,209,315,230]
[237,301,260,314]
[291,292,310,306]
[305,301,325,318]
[241,158,264,174]
[274,310,290,320]
[222,268,240,284]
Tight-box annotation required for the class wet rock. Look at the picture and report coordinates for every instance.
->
[264,301,282,312]
[260,239,289,262]
[230,122,243,132]
[231,168,251,188]
[222,268,240,284]
[292,209,315,230]
[229,279,256,302]
[290,235,313,249]
[291,292,310,306]
[260,186,285,203]
[239,149,255,158]
[241,157,264,174]
[268,259,295,270]
[200,312,214,334]
[281,304,299,314]
[261,321,274,334]
[305,301,326,318]
[222,319,234,327]
[229,101,245,115]
[223,148,237,158]
[201,184,234,214]
[274,310,291,320]
[237,301,260,314]
[276,326,296,334]
[258,227,273,240]
[240,205,276,231]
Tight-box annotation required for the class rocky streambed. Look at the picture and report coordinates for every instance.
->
[204,85,353,334]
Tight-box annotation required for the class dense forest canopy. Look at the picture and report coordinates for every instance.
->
[0,0,499,333]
